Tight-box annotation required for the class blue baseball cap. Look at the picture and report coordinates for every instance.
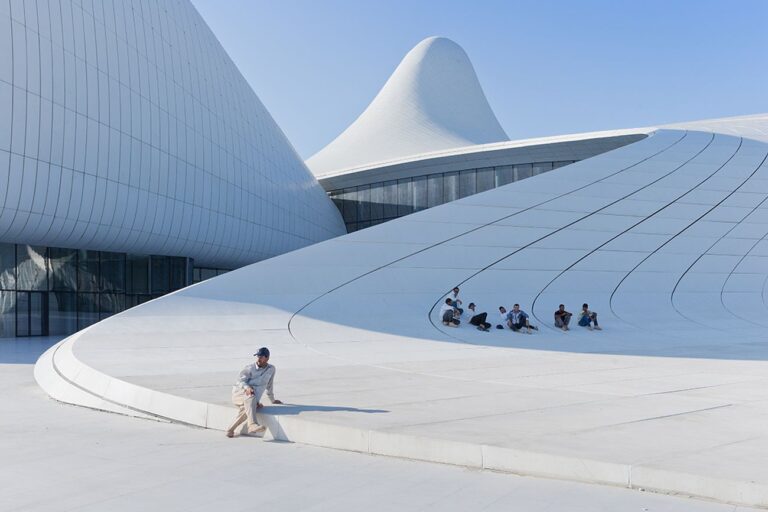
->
[254,347,270,358]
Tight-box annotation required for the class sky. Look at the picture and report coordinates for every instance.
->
[190,0,768,159]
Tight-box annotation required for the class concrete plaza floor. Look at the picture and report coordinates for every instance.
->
[2,339,761,512]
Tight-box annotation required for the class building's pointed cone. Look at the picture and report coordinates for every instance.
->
[307,37,509,175]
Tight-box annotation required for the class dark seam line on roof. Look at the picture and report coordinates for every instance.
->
[285,131,686,356]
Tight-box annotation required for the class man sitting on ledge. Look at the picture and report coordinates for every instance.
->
[226,346,283,438]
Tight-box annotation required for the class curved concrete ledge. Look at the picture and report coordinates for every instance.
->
[36,121,768,508]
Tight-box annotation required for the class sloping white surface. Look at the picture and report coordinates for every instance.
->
[307,37,509,176]
[0,0,345,268]
[36,120,768,507]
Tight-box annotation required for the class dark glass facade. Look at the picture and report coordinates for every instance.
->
[328,160,576,232]
[0,243,194,338]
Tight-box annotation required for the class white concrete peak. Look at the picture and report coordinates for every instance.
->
[307,37,509,176]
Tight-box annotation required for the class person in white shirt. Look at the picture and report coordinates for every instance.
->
[466,303,491,331]
[440,298,460,327]
[445,287,463,315]
[497,306,508,329]
[226,347,283,438]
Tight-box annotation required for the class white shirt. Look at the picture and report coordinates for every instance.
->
[445,292,461,306]
[234,362,276,402]
[440,303,455,317]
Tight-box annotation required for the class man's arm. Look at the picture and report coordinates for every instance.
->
[237,366,253,393]
[259,366,282,406]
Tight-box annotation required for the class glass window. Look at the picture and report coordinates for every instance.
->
[169,257,187,290]
[515,163,532,181]
[342,187,357,224]
[495,165,514,187]
[330,191,343,216]
[382,180,397,219]
[49,248,77,291]
[193,268,201,283]
[0,290,15,337]
[16,291,29,336]
[476,167,494,193]
[49,291,77,335]
[127,254,149,294]
[16,245,48,291]
[77,250,99,292]
[397,178,413,217]
[370,182,384,221]
[356,185,371,222]
[413,176,427,212]
[100,293,125,320]
[532,162,553,176]
[444,172,459,203]
[552,160,574,169]
[0,243,15,290]
[459,170,476,199]
[77,293,99,329]
[427,174,443,208]
[100,251,125,292]
[200,268,217,281]
[151,256,169,294]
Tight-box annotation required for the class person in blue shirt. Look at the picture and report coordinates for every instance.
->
[506,304,538,334]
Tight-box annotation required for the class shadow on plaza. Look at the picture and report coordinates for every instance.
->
[264,404,388,415]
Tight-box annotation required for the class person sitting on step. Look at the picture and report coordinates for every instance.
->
[578,303,602,330]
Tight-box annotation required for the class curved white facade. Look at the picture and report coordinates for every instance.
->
[0,0,345,269]
[307,37,509,176]
[35,113,768,508]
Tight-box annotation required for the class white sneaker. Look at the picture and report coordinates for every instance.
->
[594,325,602,331]
[247,424,266,435]
[587,325,593,331]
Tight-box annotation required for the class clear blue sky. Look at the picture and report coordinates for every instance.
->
[191,0,768,159]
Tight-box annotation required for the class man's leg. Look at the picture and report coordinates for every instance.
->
[442,311,453,325]
[227,391,249,437]
[591,313,601,329]
[555,316,563,328]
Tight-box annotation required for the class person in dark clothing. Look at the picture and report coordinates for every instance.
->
[554,304,572,331]
[466,303,491,331]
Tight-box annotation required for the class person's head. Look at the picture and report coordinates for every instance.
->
[254,347,270,367]
[445,298,452,305]
[499,306,506,313]
[513,304,520,311]
[582,303,589,310]
[559,304,565,311]
[468,302,476,310]
[452,287,460,295]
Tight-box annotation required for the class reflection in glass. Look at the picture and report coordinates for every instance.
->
[77,250,99,292]
[16,245,48,290]
[397,178,413,217]
[49,247,77,291]
[370,182,384,220]
[49,292,77,335]
[495,165,515,187]
[100,252,126,292]
[77,293,99,329]
[413,176,427,212]
[169,258,186,290]
[100,293,125,320]
[383,180,397,219]
[459,170,476,199]
[0,243,15,289]
[476,167,494,193]
[427,174,443,208]
[532,162,553,176]
[127,254,149,293]
[151,256,169,294]
[444,172,459,203]
[16,291,29,336]
[342,187,357,224]
[0,291,15,337]
[515,163,532,180]
[357,185,371,223]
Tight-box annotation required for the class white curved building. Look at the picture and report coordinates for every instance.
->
[0,0,344,337]
[307,37,509,176]
[30,29,768,508]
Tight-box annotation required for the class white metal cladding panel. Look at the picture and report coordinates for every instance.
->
[0,0,345,268]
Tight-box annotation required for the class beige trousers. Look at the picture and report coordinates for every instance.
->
[227,388,261,433]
